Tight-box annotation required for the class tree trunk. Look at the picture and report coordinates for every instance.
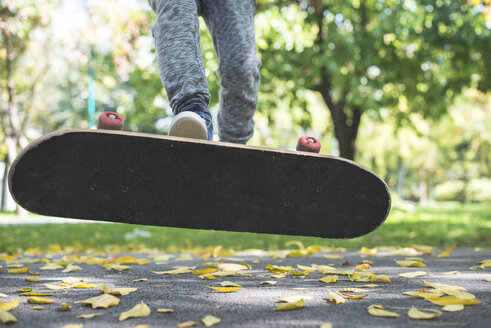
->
[316,78,361,160]
[1,155,8,212]
[1,25,28,216]
[311,2,362,160]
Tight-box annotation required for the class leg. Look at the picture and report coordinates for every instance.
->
[149,0,210,115]
[201,0,261,144]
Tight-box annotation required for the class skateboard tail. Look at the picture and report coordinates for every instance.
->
[8,129,391,238]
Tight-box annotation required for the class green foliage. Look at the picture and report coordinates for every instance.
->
[434,181,465,202]
[466,178,491,203]
[255,0,490,157]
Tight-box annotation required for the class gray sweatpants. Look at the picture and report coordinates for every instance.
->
[149,0,261,144]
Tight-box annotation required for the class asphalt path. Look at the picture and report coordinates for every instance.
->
[0,248,490,327]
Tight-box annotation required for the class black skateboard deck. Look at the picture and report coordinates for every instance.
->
[8,129,391,238]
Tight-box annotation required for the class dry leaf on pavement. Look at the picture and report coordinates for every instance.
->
[82,294,120,309]
[327,291,346,304]
[399,271,430,278]
[27,297,54,304]
[77,313,104,319]
[0,309,17,324]
[206,286,242,293]
[178,321,199,327]
[367,304,400,318]
[407,307,442,319]
[275,299,304,311]
[442,304,465,312]
[202,314,221,327]
[0,299,20,311]
[119,301,151,321]
[320,275,338,283]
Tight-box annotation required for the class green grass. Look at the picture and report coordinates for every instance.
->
[0,202,490,253]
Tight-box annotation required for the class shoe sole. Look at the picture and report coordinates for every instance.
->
[168,112,207,140]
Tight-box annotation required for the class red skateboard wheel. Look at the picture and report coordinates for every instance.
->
[296,136,321,153]
[97,112,124,130]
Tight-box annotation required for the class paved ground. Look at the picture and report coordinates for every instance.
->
[1,248,490,327]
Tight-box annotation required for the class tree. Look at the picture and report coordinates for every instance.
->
[0,0,56,213]
[255,0,490,159]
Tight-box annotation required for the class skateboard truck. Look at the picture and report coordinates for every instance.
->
[98,111,321,153]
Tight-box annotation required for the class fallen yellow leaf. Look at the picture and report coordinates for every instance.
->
[478,259,491,267]
[202,314,221,327]
[443,271,460,275]
[354,263,371,270]
[405,290,444,299]
[339,288,376,293]
[82,294,120,309]
[25,277,41,282]
[427,296,481,306]
[407,307,442,319]
[61,303,72,311]
[422,280,466,294]
[320,323,333,328]
[399,271,430,278]
[367,274,391,283]
[157,308,174,313]
[216,263,250,272]
[178,321,199,327]
[206,286,242,293]
[442,304,464,312]
[133,278,149,282]
[73,282,97,289]
[0,309,17,324]
[200,274,218,280]
[265,265,293,273]
[115,256,149,265]
[39,263,64,270]
[62,264,82,273]
[27,297,54,304]
[119,301,151,321]
[20,292,54,296]
[44,284,68,290]
[152,266,195,275]
[220,281,241,288]
[0,293,6,298]
[95,284,138,296]
[367,304,399,318]
[260,281,277,285]
[319,275,339,283]
[193,268,217,275]
[29,306,45,310]
[278,296,313,303]
[7,267,29,274]
[0,299,20,311]
[108,264,131,272]
[275,299,304,311]
[396,260,425,267]
[338,292,366,300]
[328,291,346,304]
[485,277,491,282]
[76,313,104,319]
[360,247,378,255]
[437,245,456,258]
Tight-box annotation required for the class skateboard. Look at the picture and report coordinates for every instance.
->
[8,112,391,238]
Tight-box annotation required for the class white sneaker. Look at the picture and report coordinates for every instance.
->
[168,111,208,140]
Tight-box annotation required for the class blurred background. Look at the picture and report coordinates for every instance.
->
[0,0,490,251]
